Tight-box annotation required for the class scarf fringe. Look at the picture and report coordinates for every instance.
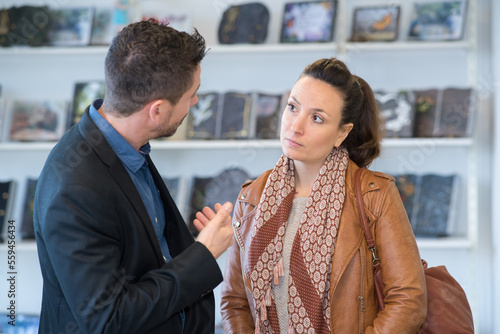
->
[288,323,295,334]
[273,256,284,285]
[260,298,267,321]
[265,285,272,306]
[260,284,272,322]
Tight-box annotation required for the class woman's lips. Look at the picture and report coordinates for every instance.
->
[286,138,302,148]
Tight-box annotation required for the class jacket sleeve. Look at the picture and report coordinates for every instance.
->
[366,179,428,334]
[35,183,222,334]
[220,200,256,333]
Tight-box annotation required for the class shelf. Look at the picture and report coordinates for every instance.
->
[208,43,336,54]
[381,137,473,147]
[0,137,473,151]
[0,40,468,57]
[150,139,282,149]
[0,142,58,151]
[0,43,337,56]
[344,40,470,52]
[0,237,472,252]
[0,46,109,56]
[416,236,473,249]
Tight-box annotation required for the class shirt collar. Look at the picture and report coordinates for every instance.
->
[89,99,151,173]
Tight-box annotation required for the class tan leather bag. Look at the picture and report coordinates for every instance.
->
[354,167,475,334]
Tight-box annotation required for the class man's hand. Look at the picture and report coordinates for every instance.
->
[193,202,234,259]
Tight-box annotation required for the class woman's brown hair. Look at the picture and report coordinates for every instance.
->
[301,58,382,167]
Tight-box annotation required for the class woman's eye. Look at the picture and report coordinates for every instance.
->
[287,104,296,112]
[313,115,323,123]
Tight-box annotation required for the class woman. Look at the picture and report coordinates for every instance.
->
[202,58,426,333]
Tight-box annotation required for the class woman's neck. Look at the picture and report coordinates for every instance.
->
[293,161,322,198]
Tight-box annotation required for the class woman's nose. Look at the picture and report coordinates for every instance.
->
[290,113,306,134]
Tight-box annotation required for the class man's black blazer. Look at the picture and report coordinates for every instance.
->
[34,108,222,333]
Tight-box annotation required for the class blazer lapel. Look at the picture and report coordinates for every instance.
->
[146,155,195,257]
[78,109,165,265]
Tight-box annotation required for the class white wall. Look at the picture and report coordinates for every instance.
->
[492,0,500,331]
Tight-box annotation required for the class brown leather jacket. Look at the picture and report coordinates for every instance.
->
[221,161,427,334]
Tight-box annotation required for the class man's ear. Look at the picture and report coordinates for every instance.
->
[334,123,354,148]
[148,99,168,125]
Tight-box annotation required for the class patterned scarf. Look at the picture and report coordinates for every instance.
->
[247,147,349,334]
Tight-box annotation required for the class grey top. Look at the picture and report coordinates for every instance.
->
[272,196,308,334]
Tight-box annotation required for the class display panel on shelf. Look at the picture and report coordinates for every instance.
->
[219,92,252,139]
[413,87,475,138]
[47,7,94,46]
[217,2,270,44]
[90,7,115,46]
[394,173,460,237]
[2,99,68,142]
[280,0,337,43]
[69,81,105,128]
[20,178,37,240]
[350,5,400,42]
[0,180,16,243]
[375,90,416,138]
[408,0,468,41]
[0,5,51,47]
[250,92,285,140]
[187,167,250,235]
[186,92,220,140]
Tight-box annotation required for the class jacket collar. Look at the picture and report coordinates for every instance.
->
[237,159,383,207]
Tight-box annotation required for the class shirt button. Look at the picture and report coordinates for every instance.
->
[241,194,246,199]
[163,256,167,262]
[234,221,241,228]
[155,217,158,223]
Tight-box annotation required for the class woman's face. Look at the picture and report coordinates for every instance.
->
[280,75,353,166]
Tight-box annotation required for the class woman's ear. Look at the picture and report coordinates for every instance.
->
[334,123,354,147]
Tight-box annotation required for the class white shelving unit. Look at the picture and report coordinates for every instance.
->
[0,0,492,331]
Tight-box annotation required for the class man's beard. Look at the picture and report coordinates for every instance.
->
[155,114,187,139]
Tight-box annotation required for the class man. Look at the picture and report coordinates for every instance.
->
[33,20,234,333]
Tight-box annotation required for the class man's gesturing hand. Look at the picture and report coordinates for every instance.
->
[193,202,234,259]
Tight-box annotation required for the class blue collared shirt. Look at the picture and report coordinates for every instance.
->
[89,99,172,263]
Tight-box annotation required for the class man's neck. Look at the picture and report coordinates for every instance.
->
[98,106,149,150]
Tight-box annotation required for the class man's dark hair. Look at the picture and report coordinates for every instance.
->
[103,19,207,116]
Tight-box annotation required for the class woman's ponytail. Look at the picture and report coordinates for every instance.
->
[341,76,382,167]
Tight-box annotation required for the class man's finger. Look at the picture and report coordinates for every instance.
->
[202,206,216,220]
[193,219,205,232]
[195,211,210,227]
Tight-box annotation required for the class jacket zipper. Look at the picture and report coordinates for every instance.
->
[358,247,365,334]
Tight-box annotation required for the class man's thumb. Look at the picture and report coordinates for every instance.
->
[221,202,233,213]
[213,202,232,223]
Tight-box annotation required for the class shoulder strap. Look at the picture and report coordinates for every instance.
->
[354,168,380,265]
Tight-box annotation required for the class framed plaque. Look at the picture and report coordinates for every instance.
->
[280,1,336,43]
[408,1,467,41]
[350,5,400,42]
